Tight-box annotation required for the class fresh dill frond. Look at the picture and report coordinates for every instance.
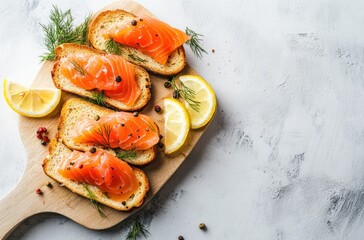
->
[185,27,207,58]
[115,150,137,160]
[126,219,150,240]
[40,5,92,62]
[104,38,123,55]
[69,59,86,76]
[90,91,106,107]
[128,54,148,63]
[171,76,201,112]
[83,184,106,218]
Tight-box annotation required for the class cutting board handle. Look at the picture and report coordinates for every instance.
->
[0,177,42,239]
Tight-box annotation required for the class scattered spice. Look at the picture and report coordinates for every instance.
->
[36,188,43,195]
[46,182,53,189]
[37,127,47,134]
[199,223,207,230]
[79,164,84,169]
[133,112,139,117]
[131,19,137,26]
[154,105,162,113]
[173,90,180,99]
[115,75,122,82]
[89,147,96,154]
[212,49,215,53]
[94,115,100,121]
[164,81,171,88]
[158,142,164,149]
[178,236,184,240]
[36,126,49,146]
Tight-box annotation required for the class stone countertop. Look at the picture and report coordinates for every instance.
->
[1,0,364,239]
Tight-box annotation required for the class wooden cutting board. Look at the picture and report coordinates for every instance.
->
[0,0,213,238]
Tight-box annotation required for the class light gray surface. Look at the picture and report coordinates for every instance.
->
[1,0,364,239]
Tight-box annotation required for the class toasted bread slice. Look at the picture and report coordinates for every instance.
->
[57,98,157,166]
[52,43,152,112]
[43,139,149,211]
[88,9,186,76]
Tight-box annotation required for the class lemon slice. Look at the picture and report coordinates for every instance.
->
[163,98,191,154]
[3,79,61,117]
[178,75,216,129]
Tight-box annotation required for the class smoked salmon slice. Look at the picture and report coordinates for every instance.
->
[73,112,159,151]
[60,53,141,106]
[105,15,190,65]
[58,149,139,201]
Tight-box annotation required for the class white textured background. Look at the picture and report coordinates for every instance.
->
[1,0,364,239]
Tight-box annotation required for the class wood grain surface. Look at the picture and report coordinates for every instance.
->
[0,0,212,238]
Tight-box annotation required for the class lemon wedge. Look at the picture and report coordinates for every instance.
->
[178,75,216,129]
[163,98,191,154]
[3,79,61,117]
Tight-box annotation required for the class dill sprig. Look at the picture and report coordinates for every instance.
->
[93,122,112,146]
[126,219,150,240]
[83,184,106,218]
[104,38,123,55]
[128,54,148,63]
[90,91,106,107]
[40,5,92,62]
[171,77,201,112]
[69,59,86,76]
[115,150,137,160]
[185,27,207,58]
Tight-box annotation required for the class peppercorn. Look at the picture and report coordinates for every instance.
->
[37,127,47,134]
[154,105,162,113]
[36,133,42,139]
[133,112,139,117]
[94,115,100,121]
[158,142,164,149]
[178,236,184,240]
[199,223,207,230]
[115,76,122,82]
[173,90,180,99]
[41,140,47,146]
[89,147,96,154]
[36,188,43,195]
[164,81,171,88]
[46,182,53,189]
[131,20,137,26]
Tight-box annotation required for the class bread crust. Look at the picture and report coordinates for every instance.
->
[57,98,157,166]
[43,139,150,211]
[52,43,152,112]
[88,9,187,76]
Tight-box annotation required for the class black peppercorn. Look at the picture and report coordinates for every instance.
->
[158,142,164,149]
[115,76,122,82]
[178,236,184,240]
[173,90,180,99]
[133,112,139,117]
[89,147,96,153]
[131,20,137,26]
[164,81,171,88]
[199,223,207,230]
[154,105,162,113]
